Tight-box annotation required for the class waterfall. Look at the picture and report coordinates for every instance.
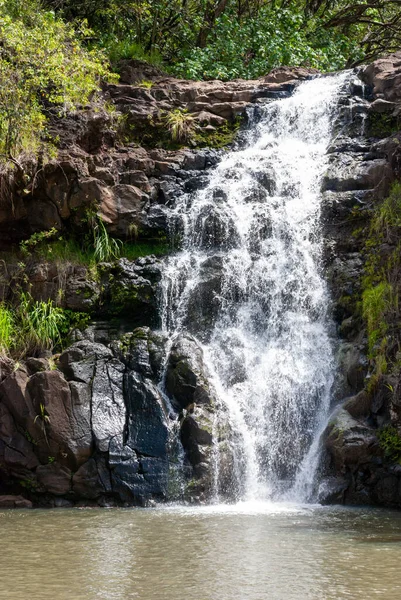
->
[161,72,350,503]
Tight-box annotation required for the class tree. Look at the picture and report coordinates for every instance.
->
[0,0,111,161]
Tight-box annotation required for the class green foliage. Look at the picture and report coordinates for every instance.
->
[58,309,92,341]
[17,292,66,356]
[194,117,241,148]
[170,5,362,80]
[362,282,392,356]
[85,211,123,262]
[0,304,15,353]
[122,239,170,260]
[138,80,154,89]
[367,112,401,138]
[0,293,66,357]
[165,109,196,143]
[371,182,401,245]
[99,38,162,67]
[361,182,401,387]
[20,228,58,256]
[378,426,401,463]
[45,0,386,79]
[0,0,112,160]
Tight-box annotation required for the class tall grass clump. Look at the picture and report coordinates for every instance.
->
[0,294,66,358]
[0,304,15,353]
[362,282,392,357]
[86,211,123,262]
[17,293,66,356]
[165,109,195,143]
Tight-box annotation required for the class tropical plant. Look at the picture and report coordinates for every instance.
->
[165,109,195,143]
[34,401,51,446]
[0,304,15,353]
[0,0,113,162]
[17,293,66,356]
[86,210,123,262]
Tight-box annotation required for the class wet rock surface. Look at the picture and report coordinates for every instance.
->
[0,327,232,505]
[320,58,401,508]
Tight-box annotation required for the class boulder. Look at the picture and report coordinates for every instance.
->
[91,357,126,453]
[0,495,32,509]
[325,408,380,473]
[165,334,214,410]
[27,370,93,468]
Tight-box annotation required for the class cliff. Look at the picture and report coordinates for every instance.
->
[1,53,401,509]
[0,64,316,508]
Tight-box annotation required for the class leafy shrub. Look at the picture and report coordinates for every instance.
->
[0,304,15,353]
[17,293,66,356]
[378,426,401,463]
[0,0,112,161]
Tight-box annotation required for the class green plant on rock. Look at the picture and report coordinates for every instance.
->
[0,303,15,354]
[378,425,401,463]
[20,228,58,256]
[17,292,66,356]
[360,182,401,388]
[34,401,51,446]
[85,210,123,262]
[362,282,392,357]
[0,0,113,162]
[165,109,196,143]
[138,80,153,89]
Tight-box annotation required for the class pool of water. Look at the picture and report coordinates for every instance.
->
[1,502,401,599]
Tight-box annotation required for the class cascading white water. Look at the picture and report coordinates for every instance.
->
[161,73,349,503]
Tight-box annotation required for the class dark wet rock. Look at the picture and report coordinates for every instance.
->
[103,257,162,322]
[166,334,213,410]
[25,357,49,375]
[58,340,112,382]
[184,255,223,336]
[27,370,93,468]
[343,390,372,419]
[91,357,126,453]
[72,458,108,499]
[194,205,237,249]
[337,343,368,395]
[322,155,392,194]
[325,408,379,474]
[113,327,167,380]
[181,409,213,465]
[124,370,168,458]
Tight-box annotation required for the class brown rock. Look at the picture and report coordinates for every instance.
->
[72,458,105,499]
[100,183,147,235]
[0,495,32,509]
[36,463,72,495]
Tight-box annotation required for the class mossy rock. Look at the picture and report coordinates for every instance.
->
[366,111,400,138]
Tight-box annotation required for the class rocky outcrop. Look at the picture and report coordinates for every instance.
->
[319,54,401,508]
[2,54,401,509]
[0,329,237,505]
[0,66,313,248]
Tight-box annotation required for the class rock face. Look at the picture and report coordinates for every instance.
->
[2,55,401,509]
[0,66,311,248]
[0,329,236,505]
[318,55,401,508]
[0,63,315,506]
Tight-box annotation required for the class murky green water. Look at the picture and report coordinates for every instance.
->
[1,502,401,600]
